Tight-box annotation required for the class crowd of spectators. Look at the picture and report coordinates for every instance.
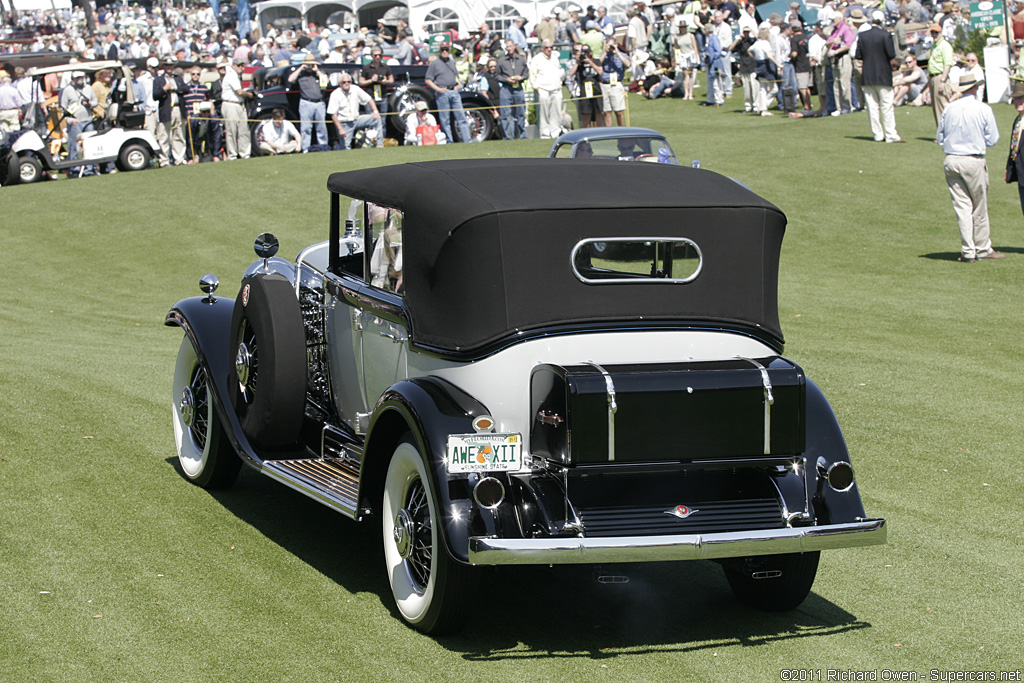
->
[0,0,1018,177]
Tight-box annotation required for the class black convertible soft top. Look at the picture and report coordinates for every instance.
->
[327,159,788,353]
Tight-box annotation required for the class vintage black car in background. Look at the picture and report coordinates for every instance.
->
[248,62,496,150]
[167,159,886,634]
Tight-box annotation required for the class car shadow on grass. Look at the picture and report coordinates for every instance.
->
[171,460,870,656]
[439,563,869,660]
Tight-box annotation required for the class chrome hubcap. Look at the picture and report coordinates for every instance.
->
[235,342,251,390]
[393,508,415,560]
[180,385,196,428]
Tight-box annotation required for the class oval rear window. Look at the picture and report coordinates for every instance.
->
[571,238,703,284]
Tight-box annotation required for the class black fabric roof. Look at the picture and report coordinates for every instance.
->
[327,160,788,353]
[327,159,778,232]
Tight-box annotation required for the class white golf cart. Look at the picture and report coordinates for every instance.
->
[11,60,162,183]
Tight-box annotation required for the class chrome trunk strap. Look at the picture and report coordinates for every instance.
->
[585,360,617,462]
[737,356,774,455]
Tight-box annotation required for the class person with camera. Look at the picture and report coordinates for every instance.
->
[599,37,630,127]
[568,43,604,128]
[359,46,394,117]
[288,53,327,152]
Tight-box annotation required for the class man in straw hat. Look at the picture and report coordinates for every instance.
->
[936,73,1003,262]
[927,22,955,124]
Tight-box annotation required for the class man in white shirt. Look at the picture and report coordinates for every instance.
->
[221,58,253,159]
[936,73,1002,262]
[327,71,383,149]
[529,40,565,139]
[259,108,301,154]
[714,12,735,97]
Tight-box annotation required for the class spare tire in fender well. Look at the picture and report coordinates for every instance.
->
[228,273,306,451]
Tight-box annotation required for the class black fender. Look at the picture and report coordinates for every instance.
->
[803,377,868,524]
[360,377,492,564]
[165,295,263,470]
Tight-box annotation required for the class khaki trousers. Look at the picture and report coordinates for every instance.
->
[157,108,186,165]
[930,75,952,125]
[145,112,169,166]
[833,54,853,112]
[944,154,993,259]
[222,101,250,160]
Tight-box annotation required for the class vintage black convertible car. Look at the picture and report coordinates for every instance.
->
[167,159,886,634]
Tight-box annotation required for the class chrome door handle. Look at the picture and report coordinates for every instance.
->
[379,328,407,343]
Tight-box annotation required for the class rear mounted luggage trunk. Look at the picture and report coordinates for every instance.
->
[530,358,806,465]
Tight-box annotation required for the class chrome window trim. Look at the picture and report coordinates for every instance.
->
[570,237,703,285]
[295,240,330,299]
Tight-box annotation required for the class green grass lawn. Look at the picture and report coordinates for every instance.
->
[1,94,1022,682]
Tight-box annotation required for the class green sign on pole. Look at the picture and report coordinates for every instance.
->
[970,0,1004,30]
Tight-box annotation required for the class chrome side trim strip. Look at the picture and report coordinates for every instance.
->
[585,360,617,462]
[468,518,886,565]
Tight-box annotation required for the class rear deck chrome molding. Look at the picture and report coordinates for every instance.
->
[736,356,775,455]
[584,360,617,462]
[468,518,886,565]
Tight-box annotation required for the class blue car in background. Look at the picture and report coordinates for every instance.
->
[548,126,678,164]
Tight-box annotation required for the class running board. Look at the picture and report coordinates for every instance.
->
[260,457,361,519]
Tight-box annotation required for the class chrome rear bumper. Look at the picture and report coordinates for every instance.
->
[468,518,886,565]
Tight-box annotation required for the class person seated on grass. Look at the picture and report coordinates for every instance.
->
[640,59,681,99]
[258,108,301,155]
[893,54,928,106]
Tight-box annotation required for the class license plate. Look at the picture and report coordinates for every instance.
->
[446,433,522,473]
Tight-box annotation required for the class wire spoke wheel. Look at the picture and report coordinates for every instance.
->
[171,336,241,488]
[382,436,473,634]
[187,364,210,451]
[235,318,259,405]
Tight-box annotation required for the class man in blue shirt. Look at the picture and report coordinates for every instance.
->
[506,16,529,53]
[702,24,726,106]
[936,73,1002,262]
[599,37,630,126]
